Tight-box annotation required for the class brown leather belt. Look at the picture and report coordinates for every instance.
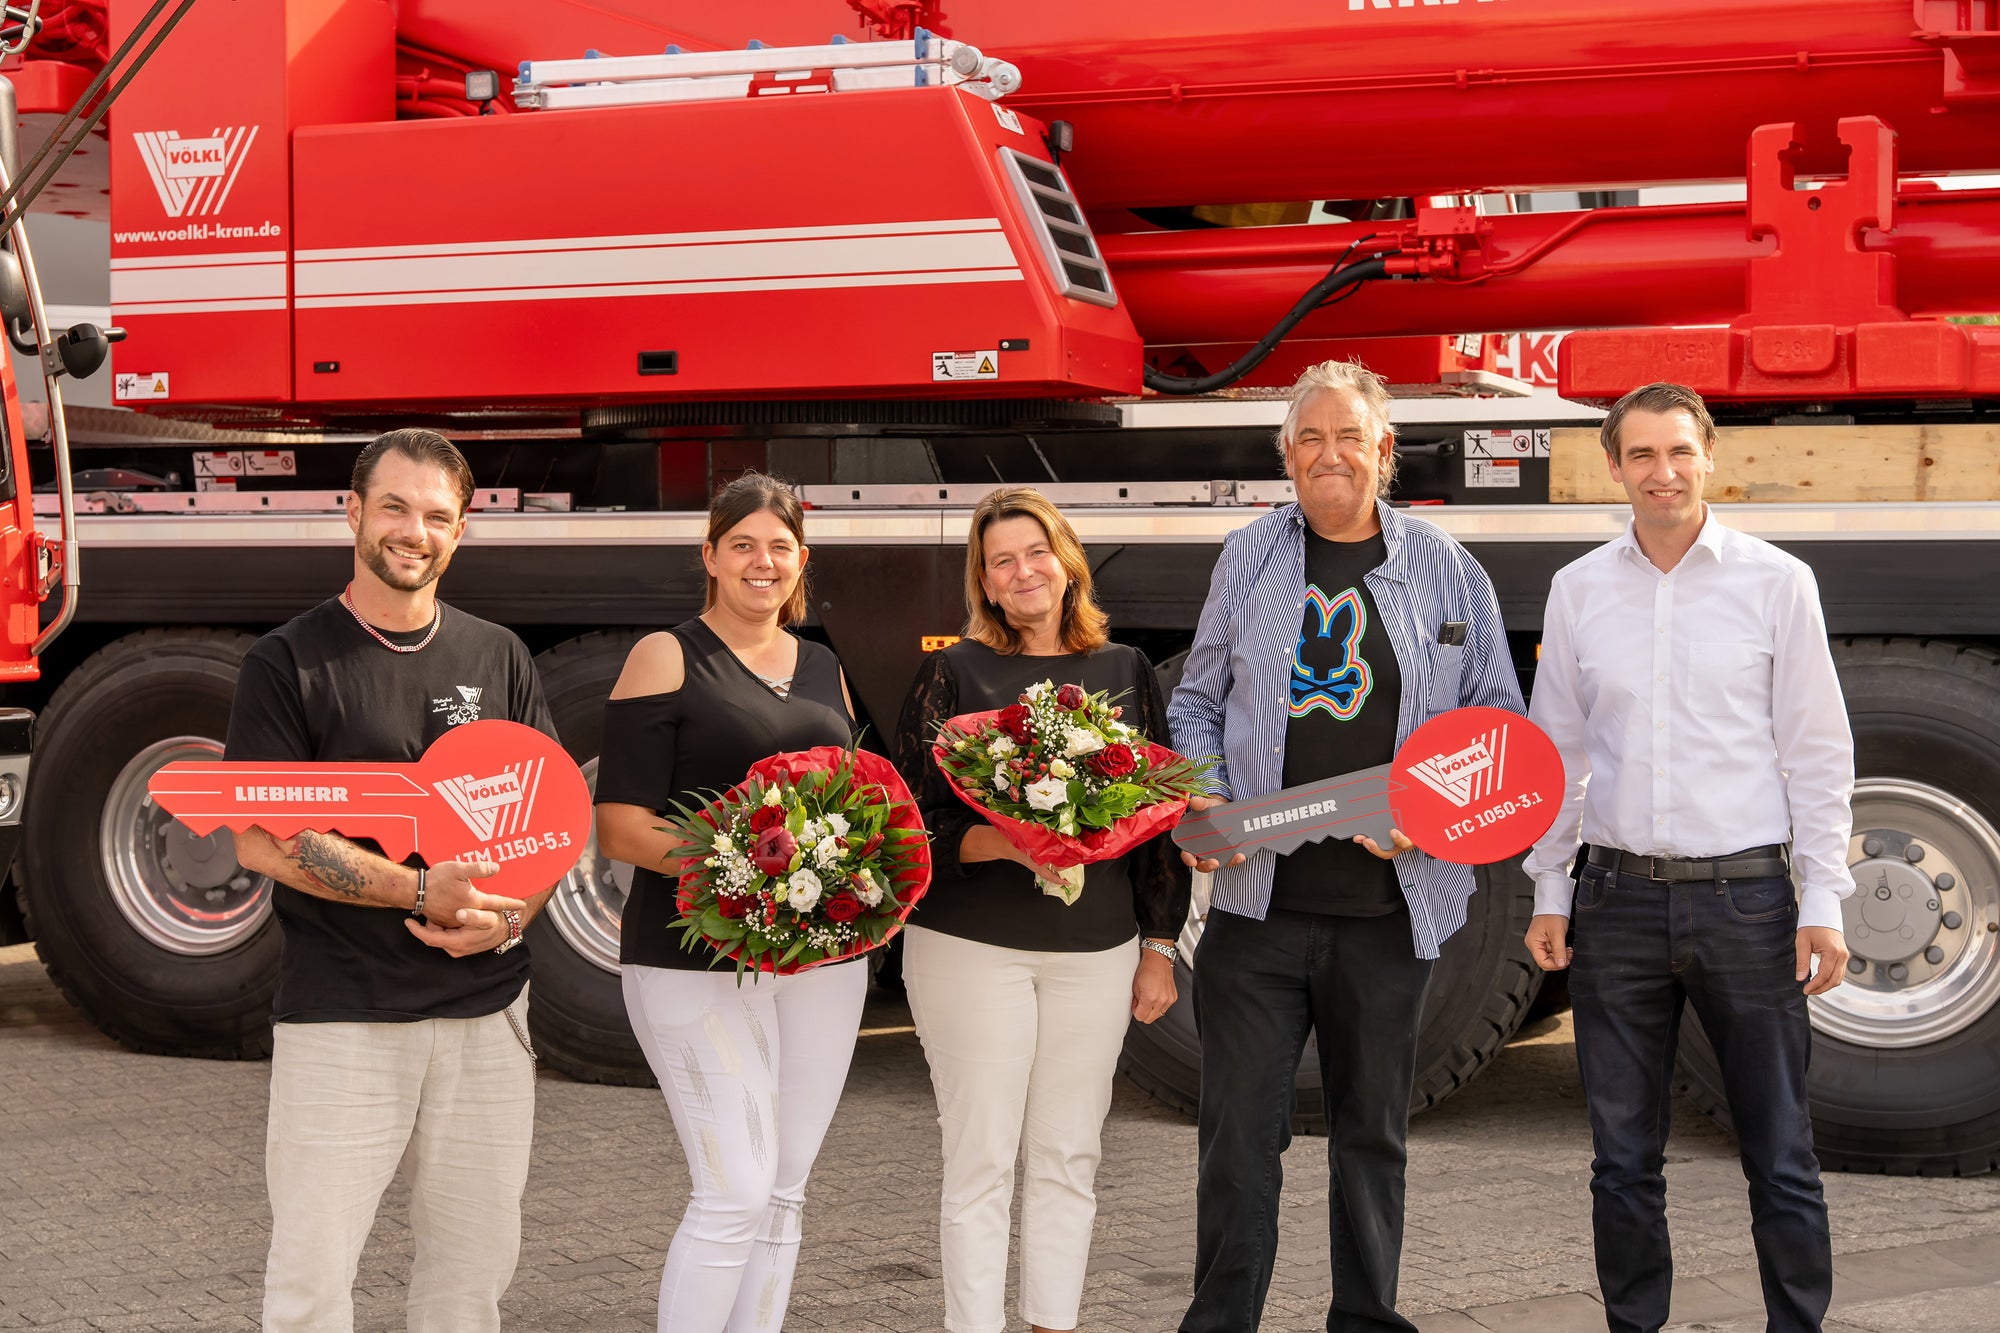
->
[1586,843,1790,882]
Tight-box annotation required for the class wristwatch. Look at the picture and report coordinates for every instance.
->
[1139,938,1177,964]
[493,909,525,954]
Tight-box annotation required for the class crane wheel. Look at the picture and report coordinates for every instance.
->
[17,629,277,1059]
[1676,636,2000,1177]
[525,629,656,1088]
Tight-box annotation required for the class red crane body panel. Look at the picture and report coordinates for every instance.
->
[288,91,1139,408]
[71,0,2000,414]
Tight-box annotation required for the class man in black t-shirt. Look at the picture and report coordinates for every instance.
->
[225,428,558,1333]
[1171,362,1524,1333]
[1270,532,1403,916]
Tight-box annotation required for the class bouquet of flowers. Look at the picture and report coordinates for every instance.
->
[931,680,1211,904]
[663,746,931,975]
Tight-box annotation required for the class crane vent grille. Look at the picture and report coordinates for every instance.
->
[998,149,1118,309]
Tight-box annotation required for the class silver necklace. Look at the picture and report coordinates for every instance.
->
[340,585,441,654]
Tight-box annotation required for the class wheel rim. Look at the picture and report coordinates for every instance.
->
[100,736,273,955]
[1812,777,2000,1048]
[546,756,630,973]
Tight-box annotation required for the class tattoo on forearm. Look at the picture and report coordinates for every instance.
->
[290,830,367,901]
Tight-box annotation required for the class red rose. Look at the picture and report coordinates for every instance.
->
[997,704,1033,744]
[751,826,798,876]
[823,892,864,923]
[1087,742,1138,779]
[716,893,751,920]
[749,804,786,833]
[1055,683,1086,710]
[860,832,885,858]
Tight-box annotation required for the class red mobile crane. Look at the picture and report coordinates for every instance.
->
[3,0,1998,1176]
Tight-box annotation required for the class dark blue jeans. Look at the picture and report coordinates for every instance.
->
[1181,906,1434,1333]
[1569,861,1831,1333]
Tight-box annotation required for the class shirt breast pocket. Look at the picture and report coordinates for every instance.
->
[1428,642,1465,714]
[1691,639,1770,721]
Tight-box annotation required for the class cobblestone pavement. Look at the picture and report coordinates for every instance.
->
[4,941,1997,1331]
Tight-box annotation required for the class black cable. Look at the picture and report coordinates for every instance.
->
[1142,256,1389,396]
[0,0,199,226]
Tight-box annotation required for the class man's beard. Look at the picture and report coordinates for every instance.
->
[359,531,449,592]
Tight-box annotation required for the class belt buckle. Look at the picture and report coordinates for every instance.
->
[1647,856,1666,881]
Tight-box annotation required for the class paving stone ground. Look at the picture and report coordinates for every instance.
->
[3,941,1996,1331]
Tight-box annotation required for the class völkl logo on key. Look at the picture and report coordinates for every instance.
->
[1404,727,1508,810]
[433,763,541,843]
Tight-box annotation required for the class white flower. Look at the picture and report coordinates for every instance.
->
[1049,759,1075,779]
[824,813,850,840]
[1025,775,1069,812]
[1025,681,1051,700]
[992,771,1012,792]
[761,786,784,808]
[857,875,884,907]
[812,839,844,872]
[799,819,825,847]
[988,735,1017,759]
[712,834,736,856]
[1063,727,1105,758]
[786,869,824,911]
[704,856,719,868]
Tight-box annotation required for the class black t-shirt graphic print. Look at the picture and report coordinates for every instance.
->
[1271,530,1404,917]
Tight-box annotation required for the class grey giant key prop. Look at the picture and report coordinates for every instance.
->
[1171,764,1401,862]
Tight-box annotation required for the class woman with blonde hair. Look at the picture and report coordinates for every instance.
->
[594,473,865,1333]
[893,486,1191,1333]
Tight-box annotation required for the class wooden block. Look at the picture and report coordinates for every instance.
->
[1549,424,2000,504]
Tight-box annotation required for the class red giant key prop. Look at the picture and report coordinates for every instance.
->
[147,720,592,895]
[1173,707,1564,867]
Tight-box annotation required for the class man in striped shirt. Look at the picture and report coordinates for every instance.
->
[1169,361,1524,1333]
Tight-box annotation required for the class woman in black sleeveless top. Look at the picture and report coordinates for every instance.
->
[595,475,861,1333]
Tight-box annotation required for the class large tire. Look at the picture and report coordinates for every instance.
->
[1678,637,2000,1177]
[528,630,655,1087]
[18,630,278,1058]
[1118,650,1544,1129]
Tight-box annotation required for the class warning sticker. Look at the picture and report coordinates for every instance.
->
[1466,459,1522,489]
[193,450,245,478]
[992,105,1024,135]
[1463,428,1549,458]
[245,449,296,476]
[114,371,171,401]
[932,349,999,382]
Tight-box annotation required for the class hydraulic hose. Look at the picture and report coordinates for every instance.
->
[1140,256,1389,395]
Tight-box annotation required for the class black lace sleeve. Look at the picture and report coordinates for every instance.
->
[893,649,981,880]
[1132,650,1195,940]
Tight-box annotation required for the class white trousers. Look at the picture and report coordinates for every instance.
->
[902,925,1139,1333]
[263,992,537,1333]
[622,960,868,1333]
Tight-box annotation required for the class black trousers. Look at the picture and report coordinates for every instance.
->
[1181,906,1434,1333]
[1570,860,1832,1333]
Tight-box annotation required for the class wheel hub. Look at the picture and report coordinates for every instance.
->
[1813,779,2000,1048]
[101,736,273,956]
[1847,844,1942,965]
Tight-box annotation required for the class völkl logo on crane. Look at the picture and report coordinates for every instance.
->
[132,127,259,218]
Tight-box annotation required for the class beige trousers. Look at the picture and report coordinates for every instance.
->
[262,990,536,1333]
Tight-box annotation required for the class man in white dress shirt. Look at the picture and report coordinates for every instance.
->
[1522,383,1855,1333]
